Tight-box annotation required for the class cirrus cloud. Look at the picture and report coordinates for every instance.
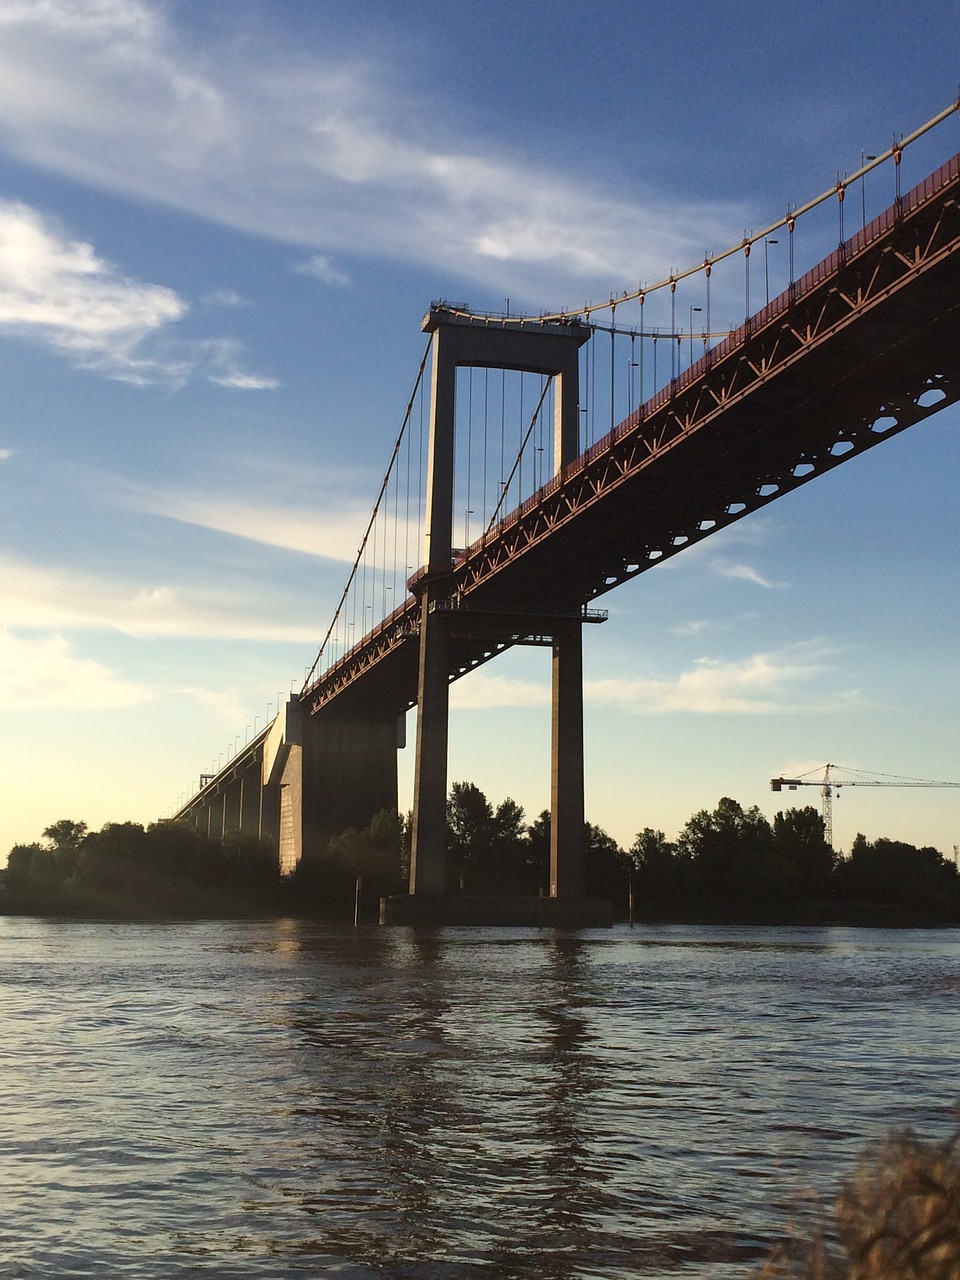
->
[0,199,276,386]
[445,640,861,715]
[0,551,321,642]
[0,0,749,303]
[0,627,151,709]
[586,641,857,715]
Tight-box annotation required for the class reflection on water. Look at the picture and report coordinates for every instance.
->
[0,919,957,1278]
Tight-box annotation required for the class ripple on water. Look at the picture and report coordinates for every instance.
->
[0,919,958,1278]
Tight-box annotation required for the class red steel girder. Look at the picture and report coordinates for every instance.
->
[304,153,960,714]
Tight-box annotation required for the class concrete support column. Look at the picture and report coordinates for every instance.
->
[278,747,303,876]
[207,791,225,839]
[239,765,261,835]
[259,782,280,847]
[555,356,581,471]
[405,308,592,905]
[424,327,457,574]
[408,596,450,896]
[223,777,242,834]
[550,619,585,898]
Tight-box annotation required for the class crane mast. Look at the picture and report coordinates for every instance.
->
[769,763,960,850]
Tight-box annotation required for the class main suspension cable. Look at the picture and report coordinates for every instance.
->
[440,97,960,326]
[302,336,432,691]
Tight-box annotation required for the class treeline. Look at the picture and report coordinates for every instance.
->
[5,789,960,921]
[294,783,960,921]
[3,818,279,917]
[632,797,960,920]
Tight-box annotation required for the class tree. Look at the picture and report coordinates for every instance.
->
[446,782,531,894]
[218,829,280,894]
[525,810,551,896]
[42,818,88,878]
[678,797,775,898]
[726,845,801,902]
[446,781,495,892]
[6,843,51,887]
[630,827,689,902]
[42,819,87,852]
[583,823,632,902]
[294,809,405,912]
[333,809,404,890]
[483,797,530,894]
[772,806,836,899]
[75,822,147,896]
[835,835,959,913]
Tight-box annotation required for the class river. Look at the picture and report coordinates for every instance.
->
[0,918,957,1278]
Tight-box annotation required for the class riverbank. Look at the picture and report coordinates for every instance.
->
[3,883,958,928]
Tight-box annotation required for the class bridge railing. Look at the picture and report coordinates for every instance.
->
[452,148,960,562]
[304,143,960,704]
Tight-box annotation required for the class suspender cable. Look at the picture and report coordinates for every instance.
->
[517,369,525,502]
[438,96,960,326]
[464,367,474,549]
[638,295,645,409]
[482,367,489,532]
[303,336,431,692]
[504,368,512,501]
[485,375,554,534]
[610,307,617,432]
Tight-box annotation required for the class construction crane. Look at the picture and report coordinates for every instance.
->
[769,763,960,849]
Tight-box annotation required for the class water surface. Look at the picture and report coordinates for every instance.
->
[0,919,957,1278]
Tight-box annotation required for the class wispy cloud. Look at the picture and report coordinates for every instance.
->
[134,486,382,562]
[295,254,350,287]
[211,371,279,390]
[0,552,320,642]
[712,559,785,589]
[448,641,854,715]
[586,641,854,715]
[0,199,276,386]
[451,671,550,709]
[0,197,182,381]
[0,627,151,709]
[0,446,12,461]
[672,619,715,637]
[0,0,749,302]
[201,289,247,308]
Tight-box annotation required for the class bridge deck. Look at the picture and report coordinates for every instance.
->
[305,151,960,719]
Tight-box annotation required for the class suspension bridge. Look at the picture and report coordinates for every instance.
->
[171,101,960,924]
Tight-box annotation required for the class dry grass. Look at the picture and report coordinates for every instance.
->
[756,1125,960,1280]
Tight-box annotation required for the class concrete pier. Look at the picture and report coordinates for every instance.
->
[402,307,598,922]
[380,894,613,927]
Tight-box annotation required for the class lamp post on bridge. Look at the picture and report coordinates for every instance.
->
[688,306,702,366]
[764,239,778,305]
[861,152,878,230]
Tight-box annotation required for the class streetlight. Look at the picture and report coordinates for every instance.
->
[688,306,702,364]
[764,239,779,305]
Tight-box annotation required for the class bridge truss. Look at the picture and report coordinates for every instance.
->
[303,146,960,718]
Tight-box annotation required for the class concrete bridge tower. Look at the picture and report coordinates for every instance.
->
[383,306,612,925]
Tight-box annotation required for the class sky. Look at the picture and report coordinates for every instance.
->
[3,0,960,861]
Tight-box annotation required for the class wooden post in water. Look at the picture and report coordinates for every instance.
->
[354,876,363,927]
